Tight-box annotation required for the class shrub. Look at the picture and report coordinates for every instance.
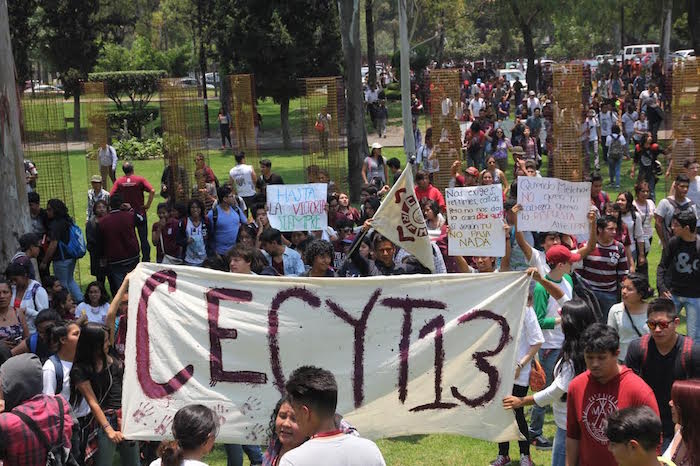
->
[107,109,159,139]
[111,137,164,160]
[384,89,401,101]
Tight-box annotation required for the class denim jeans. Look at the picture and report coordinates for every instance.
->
[95,414,140,466]
[593,290,618,321]
[53,258,83,302]
[137,216,151,262]
[529,347,561,437]
[672,295,700,340]
[552,427,566,466]
[224,444,264,466]
[607,157,621,187]
[107,258,139,297]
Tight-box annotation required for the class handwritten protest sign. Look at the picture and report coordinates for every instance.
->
[122,263,530,443]
[446,185,505,257]
[516,177,591,235]
[266,183,327,231]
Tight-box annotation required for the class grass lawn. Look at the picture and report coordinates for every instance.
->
[60,145,677,466]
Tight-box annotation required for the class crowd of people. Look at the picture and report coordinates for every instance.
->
[2,55,699,466]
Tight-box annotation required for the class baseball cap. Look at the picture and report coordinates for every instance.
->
[465,167,479,177]
[529,90,535,96]
[90,174,103,183]
[371,142,383,150]
[545,245,581,265]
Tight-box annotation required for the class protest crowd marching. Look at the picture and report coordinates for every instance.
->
[2,56,700,466]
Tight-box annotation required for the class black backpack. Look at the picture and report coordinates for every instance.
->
[663,198,693,240]
[14,396,78,466]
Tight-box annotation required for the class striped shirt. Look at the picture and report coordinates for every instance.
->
[577,241,628,293]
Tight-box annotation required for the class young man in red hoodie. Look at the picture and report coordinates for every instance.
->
[566,323,659,466]
[414,170,446,212]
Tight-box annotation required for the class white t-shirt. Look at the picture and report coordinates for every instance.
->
[279,434,386,466]
[605,134,626,148]
[75,302,110,324]
[533,360,574,429]
[633,199,655,243]
[526,97,541,114]
[621,111,638,135]
[42,358,90,418]
[11,280,49,334]
[607,302,649,361]
[633,119,648,141]
[599,111,618,136]
[150,459,208,466]
[229,164,256,197]
[584,117,599,141]
[528,248,550,276]
[620,211,643,254]
[688,175,700,213]
[535,275,573,349]
[514,306,545,386]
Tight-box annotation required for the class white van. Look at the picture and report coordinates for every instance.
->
[497,69,527,92]
[623,44,659,62]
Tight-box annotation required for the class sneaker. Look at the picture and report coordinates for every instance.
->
[532,434,553,450]
[520,454,535,466]
[489,455,511,466]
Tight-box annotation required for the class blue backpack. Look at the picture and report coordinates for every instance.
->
[59,222,86,259]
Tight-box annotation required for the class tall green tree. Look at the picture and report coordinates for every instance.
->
[41,0,101,139]
[7,0,38,86]
[212,0,343,149]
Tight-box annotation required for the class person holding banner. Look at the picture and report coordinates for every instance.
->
[301,240,335,278]
[280,366,386,466]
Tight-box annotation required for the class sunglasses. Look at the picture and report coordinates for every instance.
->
[646,320,673,330]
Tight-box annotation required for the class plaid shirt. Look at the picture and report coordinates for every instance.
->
[0,395,73,466]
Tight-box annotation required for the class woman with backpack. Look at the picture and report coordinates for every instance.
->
[631,133,663,202]
[502,299,596,466]
[606,126,626,189]
[617,192,647,276]
[177,199,211,267]
[70,322,140,466]
[40,199,84,303]
[5,261,49,334]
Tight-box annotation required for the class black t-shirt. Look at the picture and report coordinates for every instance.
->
[625,335,700,440]
[657,236,700,298]
[255,173,284,193]
[72,358,124,411]
[48,217,70,244]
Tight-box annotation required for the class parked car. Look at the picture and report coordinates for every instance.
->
[179,77,215,90]
[622,44,659,62]
[23,84,62,94]
[595,54,615,63]
[675,49,696,59]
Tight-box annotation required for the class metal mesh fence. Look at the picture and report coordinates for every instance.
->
[82,81,109,188]
[428,69,461,192]
[20,92,77,216]
[551,64,585,182]
[159,79,209,203]
[669,60,700,179]
[300,77,348,194]
[228,74,259,167]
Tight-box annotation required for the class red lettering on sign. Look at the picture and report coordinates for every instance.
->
[136,270,194,398]
[206,288,267,386]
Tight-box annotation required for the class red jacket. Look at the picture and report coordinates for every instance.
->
[414,184,446,211]
[97,209,143,263]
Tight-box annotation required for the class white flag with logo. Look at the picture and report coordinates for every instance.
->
[371,167,435,272]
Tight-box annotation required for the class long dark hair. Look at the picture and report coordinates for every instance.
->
[556,299,596,379]
[85,281,110,306]
[158,404,218,466]
[70,323,108,404]
[266,395,292,445]
[47,198,71,221]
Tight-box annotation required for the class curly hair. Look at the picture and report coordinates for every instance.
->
[266,395,292,445]
[304,239,334,266]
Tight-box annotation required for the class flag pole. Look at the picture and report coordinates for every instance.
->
[398,0,415,161]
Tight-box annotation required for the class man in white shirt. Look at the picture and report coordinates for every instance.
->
[97,142,118,184]
[229,151,257,215]
[598,102,618,162]
[526,90,541,116]
[581,109,600,174]
[468,92,483,120]
[280,366,386,466]
[621,105,638,158]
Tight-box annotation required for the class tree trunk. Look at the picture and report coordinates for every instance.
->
[620,3,624,52]
[72,92,81,140]
[338,0,368,202]
[197,0,210,138]
[510,0,537,92]
[435,11,446,68]
[280,96,291,150]
[365,0,376,87]
[660,0,672,63]
[0,0,31,270]
[690,0,700,57]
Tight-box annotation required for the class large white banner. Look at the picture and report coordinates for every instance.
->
[446,185,505,257]
[122,263,530,443]
[266,183,327,232]
[517,177,591,235]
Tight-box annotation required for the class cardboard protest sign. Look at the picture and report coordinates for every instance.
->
[446,185,505,257]
[517,177,591,235]
[266,183,327,231]
[122,263,530,443]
